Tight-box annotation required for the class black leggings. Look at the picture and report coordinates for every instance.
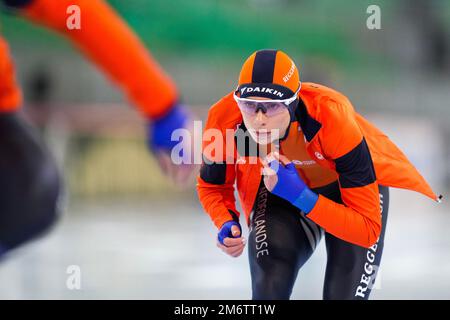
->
[248,180,389,300]
[0,112,61,258]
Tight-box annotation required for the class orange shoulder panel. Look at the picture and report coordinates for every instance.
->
[301,84,382,248]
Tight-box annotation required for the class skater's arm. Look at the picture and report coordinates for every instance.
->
[196,102,240,230]
[307,99,381,248]
[6,0,178,119]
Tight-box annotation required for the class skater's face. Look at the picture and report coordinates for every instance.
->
[240,96,291,145]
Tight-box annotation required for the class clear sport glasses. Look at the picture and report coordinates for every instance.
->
[233,85,300,117]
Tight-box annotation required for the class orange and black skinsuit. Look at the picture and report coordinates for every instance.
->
[197,50,441,299]
[0,0,181,257]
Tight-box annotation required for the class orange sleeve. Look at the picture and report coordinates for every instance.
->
[197,164,239,229]
[307,99,381,248]
[0,36,22,113]
[20,0,178,119]
[196,104,239,229]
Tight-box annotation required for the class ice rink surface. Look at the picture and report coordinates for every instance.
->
[0,188,448,300]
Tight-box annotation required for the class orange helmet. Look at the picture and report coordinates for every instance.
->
[236,49,300,100]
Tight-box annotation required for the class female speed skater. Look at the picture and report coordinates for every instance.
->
[0,0,195,259]
[197,49,443,300]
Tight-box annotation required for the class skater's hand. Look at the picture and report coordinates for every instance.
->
[261,152,292,192]
[262,151,318,214]
[147,103,199,187]
[216,221,246,258]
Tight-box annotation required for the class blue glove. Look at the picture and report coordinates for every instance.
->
[147,103,190,153]
[217,221,242,246]
[268,160,319,214]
